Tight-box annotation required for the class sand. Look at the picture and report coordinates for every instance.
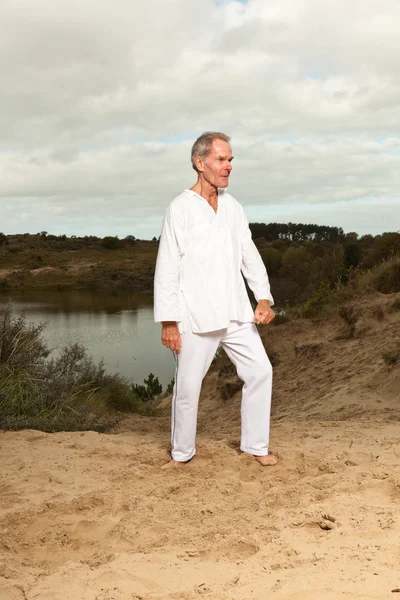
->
[1,291,400,600]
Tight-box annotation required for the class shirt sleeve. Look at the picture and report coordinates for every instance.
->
[240,206,274,306]
[154,204,184,323]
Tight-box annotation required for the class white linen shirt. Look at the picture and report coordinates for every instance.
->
[154,189,274,334]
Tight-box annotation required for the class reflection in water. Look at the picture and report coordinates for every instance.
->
[0,290,175,388]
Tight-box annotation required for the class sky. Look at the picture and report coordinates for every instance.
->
[1,0,399,239]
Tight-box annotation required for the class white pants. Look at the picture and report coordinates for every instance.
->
[171,320,273,462]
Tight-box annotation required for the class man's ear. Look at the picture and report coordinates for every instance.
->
[195,156,204,173]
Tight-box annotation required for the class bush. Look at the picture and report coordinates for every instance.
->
[290,255,400,320]
[372,258,400,294]
[166,379,174,394]
[0,369,113,433]
[345,255,400,296]
[0,306,157,432]
[132,373,163,402]
[101,236,121,250]
[0,308,48,370]
[289,282,338,319]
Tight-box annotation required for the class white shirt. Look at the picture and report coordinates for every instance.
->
[154,189,274,334]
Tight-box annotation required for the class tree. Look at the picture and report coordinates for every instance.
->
[344,243,361,269]
[132,373,162,402]
[361,233,400,268]
[259,247,282,277]
[345,232,359,242]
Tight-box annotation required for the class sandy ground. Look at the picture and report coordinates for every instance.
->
[1,291,400,600]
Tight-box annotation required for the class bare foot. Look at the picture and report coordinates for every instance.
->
[254,454,278,466]
[161,459,188,470]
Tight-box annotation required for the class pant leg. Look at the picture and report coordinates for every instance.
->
[171,327,220,462]
[221,322,273,456]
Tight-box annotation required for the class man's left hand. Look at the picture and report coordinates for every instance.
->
[254,300,275,325]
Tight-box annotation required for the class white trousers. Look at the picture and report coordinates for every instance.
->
[171,320,273,462]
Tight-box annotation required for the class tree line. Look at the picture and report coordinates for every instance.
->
[0,225,399,305]
[250,224,399,304]
[249,222,347,243]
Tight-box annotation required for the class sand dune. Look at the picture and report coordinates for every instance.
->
[1,291,400,599]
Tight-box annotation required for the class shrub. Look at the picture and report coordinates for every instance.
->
[0,308,48,370]
[0,306,157,432]
[132,372,163,402]
[101,236,121,250]
[348,255,400,296]
[291,282,338,319]
[166,379,174,394]
[372,258,400,293]
[0,369,114,433]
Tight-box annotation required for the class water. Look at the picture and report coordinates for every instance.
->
[0,289,176,388]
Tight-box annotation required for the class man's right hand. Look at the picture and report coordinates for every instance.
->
[161,322,181,354]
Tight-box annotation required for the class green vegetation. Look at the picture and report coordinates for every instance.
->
[0,232,157,291]
[166,379,174,394]
[249,222,345,243]
[0,226,398,316]
[283,254,400,321]
[0,306,161,433]
[0,223,398,432]
[254,227,400,306]
[132,373,163,402]
[101,236,121,250]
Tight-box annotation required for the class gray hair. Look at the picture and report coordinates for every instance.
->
[191,131,231,172]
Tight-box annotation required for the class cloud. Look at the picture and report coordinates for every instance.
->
[0,0,399,237]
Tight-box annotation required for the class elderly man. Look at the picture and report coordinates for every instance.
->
[154,132,277,469]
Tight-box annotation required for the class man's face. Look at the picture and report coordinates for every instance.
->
[197,139,233,188]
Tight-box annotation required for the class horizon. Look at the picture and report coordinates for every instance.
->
[3,222,399,241]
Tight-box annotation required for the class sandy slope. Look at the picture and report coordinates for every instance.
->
[1,291,400,600]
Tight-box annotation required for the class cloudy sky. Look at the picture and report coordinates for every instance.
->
[1,0,399,239]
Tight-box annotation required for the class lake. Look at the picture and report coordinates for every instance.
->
[0,289,176,389]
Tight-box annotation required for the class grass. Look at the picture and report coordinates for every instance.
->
[345,255,400,296]
[0,306,159,433]
[285,254,400,320]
